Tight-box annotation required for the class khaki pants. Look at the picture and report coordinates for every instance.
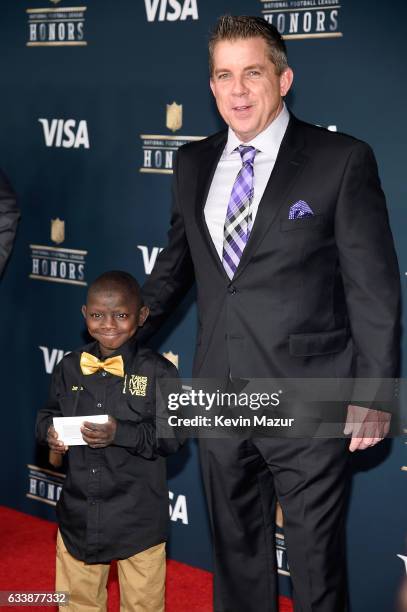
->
[56,531,165,612]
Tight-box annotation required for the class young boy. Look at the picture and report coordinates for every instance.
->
[36,271,181,612]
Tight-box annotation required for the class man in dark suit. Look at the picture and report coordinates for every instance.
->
[141,15,400,612]
[0,169,19,277]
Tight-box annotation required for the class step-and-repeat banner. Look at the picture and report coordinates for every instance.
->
[0,1,406,609]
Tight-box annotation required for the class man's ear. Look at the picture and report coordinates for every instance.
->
[81,305,87,319]
[280,67,294,97]
[138,305,149,327]
[209,78,215,97]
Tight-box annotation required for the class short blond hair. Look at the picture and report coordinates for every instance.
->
[209,15,288,76]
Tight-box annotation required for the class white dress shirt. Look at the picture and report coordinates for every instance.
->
[204,104,290,259]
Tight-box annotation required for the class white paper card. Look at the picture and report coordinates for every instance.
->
[53,415,108,446]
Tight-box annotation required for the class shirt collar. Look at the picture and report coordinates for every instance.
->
[224,103,290,159]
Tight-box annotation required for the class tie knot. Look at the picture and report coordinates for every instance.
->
[238,145,257,165]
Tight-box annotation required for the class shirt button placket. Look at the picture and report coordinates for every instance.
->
[86,462,101,561]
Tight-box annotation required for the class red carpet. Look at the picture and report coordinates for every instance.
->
[0,506,293,611]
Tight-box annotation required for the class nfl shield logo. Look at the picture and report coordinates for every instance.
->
[166,102,182,132]
[276,502,284,528]
[162,351,179,369]
[51,218,65,244]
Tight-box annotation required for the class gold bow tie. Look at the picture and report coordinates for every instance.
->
[80,352,124,377]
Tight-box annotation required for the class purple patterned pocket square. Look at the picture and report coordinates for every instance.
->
[288,200,314,219]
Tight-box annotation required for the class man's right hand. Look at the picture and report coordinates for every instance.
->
[47,425,68,454]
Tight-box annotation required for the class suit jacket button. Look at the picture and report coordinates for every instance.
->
[228,286,237,295]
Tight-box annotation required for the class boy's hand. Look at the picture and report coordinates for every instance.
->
[81,416,117,448]
[47,425,69,454]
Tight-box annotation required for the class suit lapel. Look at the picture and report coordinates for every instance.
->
[194,131,229,278]
[233,116,308,281]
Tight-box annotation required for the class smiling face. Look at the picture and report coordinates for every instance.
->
[210,37,293,143]
[82,289,149,357]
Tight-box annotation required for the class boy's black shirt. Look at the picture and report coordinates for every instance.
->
[36,336,181,564]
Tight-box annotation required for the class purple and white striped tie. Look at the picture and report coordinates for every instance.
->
[222,145,257,279]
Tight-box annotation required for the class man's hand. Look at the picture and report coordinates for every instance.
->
[81,416,117,448]
[47,425,68,454]
[344,405,391,452]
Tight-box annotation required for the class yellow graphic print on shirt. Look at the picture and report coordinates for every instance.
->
[122,374,148,396]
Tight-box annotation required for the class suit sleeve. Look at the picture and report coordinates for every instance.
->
[0,169,20,276]
[36,363,63,444]
[138,151,195,343]
[335,142,400,409]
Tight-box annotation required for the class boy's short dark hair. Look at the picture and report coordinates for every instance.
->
[209,15,288,76]
[88,271,143,307]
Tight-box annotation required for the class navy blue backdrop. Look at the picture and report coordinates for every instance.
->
[0,1,406,609]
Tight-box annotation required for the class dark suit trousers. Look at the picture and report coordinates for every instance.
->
[199,436,350,612]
